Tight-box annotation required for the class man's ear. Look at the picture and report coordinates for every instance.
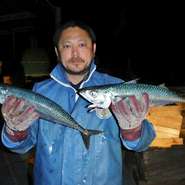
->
[92,43,96,57]
[54,47,59,58]
[93,43,96,54]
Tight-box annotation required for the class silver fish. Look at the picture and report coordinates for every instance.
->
[0,84,102,149]
[78,83,185,109]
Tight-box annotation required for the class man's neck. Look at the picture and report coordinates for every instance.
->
[67,73,88,85]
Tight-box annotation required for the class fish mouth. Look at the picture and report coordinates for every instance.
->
[77,92,94,104]
[77,89,83,94]
[77,89,85,98]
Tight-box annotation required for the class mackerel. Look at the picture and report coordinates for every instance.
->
[78,83,185,109]
[0,84,102,149]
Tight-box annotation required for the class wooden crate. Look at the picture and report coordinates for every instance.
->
[146,103,185,148]
[139,103,185,184]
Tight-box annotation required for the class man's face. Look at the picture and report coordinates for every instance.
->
[56,26,96,75]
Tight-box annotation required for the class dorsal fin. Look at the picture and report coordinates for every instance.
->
[125,78,140,84]
[159,83,169,89]
[159,83,166,87]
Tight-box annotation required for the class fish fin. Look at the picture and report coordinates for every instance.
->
[81,129,103,150]
[151,100,177,106]
[158,83,169,89]
[87,104,97,112]
[87,104,109,112]
[168,87,185,98]
[37,112,60,123]
[125,78,140,84]
[157,85,185,98]
[112,95,126,103]
[159,83,166,87]
[37,112,52,121]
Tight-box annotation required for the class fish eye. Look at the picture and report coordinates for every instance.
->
[89,90,97,98]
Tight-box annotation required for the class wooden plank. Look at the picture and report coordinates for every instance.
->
[146,103,185,147]
[153,125,180,138]
[147,105,183,130]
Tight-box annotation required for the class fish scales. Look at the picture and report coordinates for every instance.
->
[111,83,185,103]
[0,84,102,149]
[2,85,78,128]
[78,83,185,109]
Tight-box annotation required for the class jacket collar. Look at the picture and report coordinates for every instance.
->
[50,60,96,90]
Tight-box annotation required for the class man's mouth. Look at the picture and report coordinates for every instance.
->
[70,57,84,64]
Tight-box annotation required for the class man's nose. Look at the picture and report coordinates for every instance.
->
[72,47,78,57]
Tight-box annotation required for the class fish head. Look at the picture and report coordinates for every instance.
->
[78,88,112,109]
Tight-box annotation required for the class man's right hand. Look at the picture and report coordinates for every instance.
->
[1,96,39,132]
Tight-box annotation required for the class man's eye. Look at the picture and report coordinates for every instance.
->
[63,44,71,49]
[79,43,86,48]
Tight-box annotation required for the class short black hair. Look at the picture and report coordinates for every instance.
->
[53,20,96,48]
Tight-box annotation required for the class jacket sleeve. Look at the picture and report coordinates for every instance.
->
[1,120,39,154]
[121,120,156,152]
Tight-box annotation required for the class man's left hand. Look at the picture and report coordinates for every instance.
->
[111,93,149,140]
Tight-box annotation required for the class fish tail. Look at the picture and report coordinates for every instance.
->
[81,129,103,150]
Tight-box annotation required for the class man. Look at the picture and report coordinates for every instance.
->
[1,20,155,185]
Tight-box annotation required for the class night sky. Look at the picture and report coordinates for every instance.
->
[0,1,184,86]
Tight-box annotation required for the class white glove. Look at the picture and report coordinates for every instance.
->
[111,93,149,130]
[1,96,39,131]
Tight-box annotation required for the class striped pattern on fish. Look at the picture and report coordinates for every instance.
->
[0,84,102,149]
[78,83,185,109]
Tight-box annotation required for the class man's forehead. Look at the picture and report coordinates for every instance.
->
[59,27,91,42]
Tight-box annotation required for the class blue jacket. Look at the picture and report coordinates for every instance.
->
[2,62,156,185]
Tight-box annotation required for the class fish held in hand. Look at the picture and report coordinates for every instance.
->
[0,84,102,149]
[78,83,185,109]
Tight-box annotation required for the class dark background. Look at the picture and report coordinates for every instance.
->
[0,1,184,86]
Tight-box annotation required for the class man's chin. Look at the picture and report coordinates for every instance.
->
[64,65,91,75]
[65,68,88,75]
[60,62,92,76]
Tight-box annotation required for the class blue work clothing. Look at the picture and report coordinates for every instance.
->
[2,62,156,185]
